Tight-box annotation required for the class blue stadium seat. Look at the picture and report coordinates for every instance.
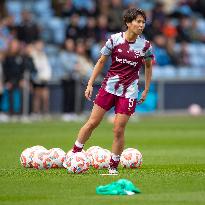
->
[47,18,66,44]
[45,44,60,56]
[5,0,23,23]
[33,0,52,16]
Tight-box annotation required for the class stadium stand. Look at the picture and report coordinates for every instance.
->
[0,0,205,121]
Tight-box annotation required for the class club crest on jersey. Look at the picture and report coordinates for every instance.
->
[133,50,145,57]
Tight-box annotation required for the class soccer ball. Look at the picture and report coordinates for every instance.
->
[63,149,86,169]
[66,152,90,174]
[188,104,202,116]
[86,146,102,164]
[32,149,52,169]
[91,148,111,169]
[120,148,143,168]
[86,146,102,153]
[20,147,35,168]
[48,148,66,168]
[20,145,47,168]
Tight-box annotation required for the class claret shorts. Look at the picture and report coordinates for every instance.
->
[94,88,137,116]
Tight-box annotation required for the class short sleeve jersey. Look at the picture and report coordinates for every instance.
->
[100,32,154,99]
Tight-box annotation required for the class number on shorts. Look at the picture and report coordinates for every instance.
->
[128,98,134,108]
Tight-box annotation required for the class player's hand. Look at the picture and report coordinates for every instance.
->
[138,90,148,104]
[85,85,93,101]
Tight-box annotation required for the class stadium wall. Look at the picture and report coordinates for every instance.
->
[48,79,205,113]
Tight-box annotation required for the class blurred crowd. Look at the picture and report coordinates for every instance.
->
[0,0,205,120]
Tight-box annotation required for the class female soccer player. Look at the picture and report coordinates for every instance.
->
[72,8,154,174]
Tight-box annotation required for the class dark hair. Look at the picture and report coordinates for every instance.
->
[123,8,146,26]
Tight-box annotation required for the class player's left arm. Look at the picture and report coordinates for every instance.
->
[139,59,153,103]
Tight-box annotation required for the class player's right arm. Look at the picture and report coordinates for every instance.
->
[85,55,108,101]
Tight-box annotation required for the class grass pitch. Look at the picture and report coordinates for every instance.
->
[0,115,205,205]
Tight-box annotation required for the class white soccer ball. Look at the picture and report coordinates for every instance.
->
[32,149,52,169]
[86,146,102,164]
[120,148,143,168]
[86,146,102,153]
[20,147,35,168]
[48,148,66,168]
[63,149,86,169]
[188,104,202,116]
[20,145,47,168]
[91,148,111,169]
[66,152,90,174]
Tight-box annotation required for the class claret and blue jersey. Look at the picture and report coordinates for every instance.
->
[100,32,154,99]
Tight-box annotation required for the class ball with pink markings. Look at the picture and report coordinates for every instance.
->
[120,148,142,168]
[66,152,90,174]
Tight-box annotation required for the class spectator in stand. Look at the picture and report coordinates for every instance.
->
[153,34,172,66]
[177,41,190,66]
[21,45,37,79]
[162,17,179,66]
[75,40,94,113]
[72,0,97,17]
[0,17,14,52]
[0,52,3,113]
[178,0,205,17]
[166,38,179,66]
[75,40,94,79]
[2,39,24,115]
[184,0,205,17]
[66,14,82,41]
[0,1,6,17]
[162,17,178,39]
[96,0,111,16]
[108,0,124,32]
[84,17,97,42]
[60,0,77,17]
[30,40,51,116]
[144,18,162,41]
[176,15,192,42]
[17,11,40,44]
[152,1,166,26]
[189,17,205,42]
[96,15,109,41]
[3,15,18,39]
[21,44,37,117]
[0,50,10,122]
[59,38,78,116]
[144,1,166,41]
